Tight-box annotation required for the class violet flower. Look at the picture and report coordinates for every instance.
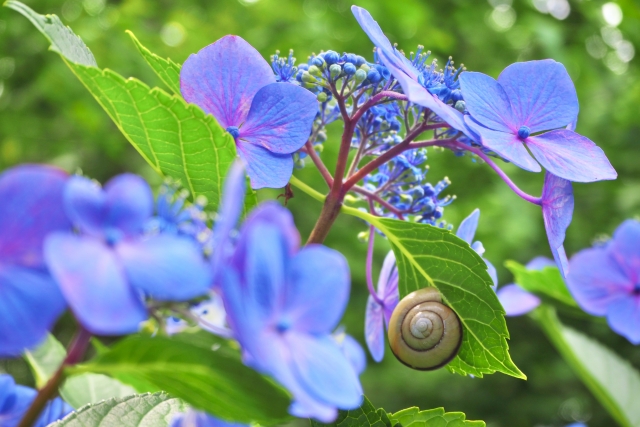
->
[459,60,617,182]
[456,209,498,287]
[496,257,552,316]
[566,219,640,344]
[221,202,362,422]
[0,165,71,357]
[181,36,318,189]
[541,172,574,278]
[44,174,211,335]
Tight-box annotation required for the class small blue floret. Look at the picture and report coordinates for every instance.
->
[226,126,240,139]
[343,63,357,75]
[323,50,340,65]
[517,126,531,140]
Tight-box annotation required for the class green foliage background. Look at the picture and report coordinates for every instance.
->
[0,0,638,425]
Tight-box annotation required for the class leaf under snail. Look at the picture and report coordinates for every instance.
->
[388,287,462,370]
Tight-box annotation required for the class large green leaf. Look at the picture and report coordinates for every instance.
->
[48,392,189,427]
[128,31,181,96]
[390,407,485,427]
[310,396,485,427]
[505,260,577,307]
[6,1,258,213]
[341,205,524,379]
[69,335,291,425]
[533,305,640,427]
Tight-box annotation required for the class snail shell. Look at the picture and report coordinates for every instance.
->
[388,287,462,370]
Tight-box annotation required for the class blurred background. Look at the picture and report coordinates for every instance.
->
[0,0,639,425]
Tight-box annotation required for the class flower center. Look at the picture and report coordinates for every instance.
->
[226,126,240,139]
[517,126,531,140]
[276,316,292,333]
[104,227,123,246]
[633,283,640,295]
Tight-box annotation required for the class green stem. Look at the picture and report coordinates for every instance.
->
[531,305,629,427]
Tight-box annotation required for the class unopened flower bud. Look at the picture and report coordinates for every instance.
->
[343,63,357,75]
[354,69,366,84]
[308,65,322,76]
[317,92,328,102]
[330,64,342,79]
[367,69,381,84]
[316,131,327,142]
[324,50,340,65]
[359,63,371,73]
[302,71,318,83]
[355,55,366,67]
[454,100,466,112]
[312,56,325,68]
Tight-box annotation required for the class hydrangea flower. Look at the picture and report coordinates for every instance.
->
[351,6,469,135]
[171,410,247,427]
[0,374,73,427]
[456,209,498,287]
[0,165,71,357]
[44,174,211,335]
[459,60,617,183]
[181,36,318,189]
[496,257,551,316]
[365,250,399,362]
[541,172,574,278]
[333,330,367,375]
[221,202,362,421]
[566,219,640,344]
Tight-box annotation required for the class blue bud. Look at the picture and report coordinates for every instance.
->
[226,126,240,139]
[517,126,531,139]
[324,50,340,65]
[298,63,309,71]
[451,90,463,103]
[329,64,341,80]
[367,69,382,83]
[342,53,357,64]
[389,120,401,132]
[312,56,325,68]
[375,64,391,80]
[355,55,366,67]
[343,63,357,75]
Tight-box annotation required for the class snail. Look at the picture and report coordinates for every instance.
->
[387,287,462,370]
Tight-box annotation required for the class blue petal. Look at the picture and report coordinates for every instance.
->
[0,266,66,357]
[458,71,516,133]
[465,117,541,172]
[235,202,300,260]
[364,296,385,362]
[0,165,71,267]
[497,284,541,316]
[241,83,317,155]
[237,141,294,189]
[211,160,246,283]
[103,174,154,236]
[44,233,148,335]
[497,60,579,133]
[456,209,480,244]
[339,334,367,375]
[63,176,106,237]
[610,219,640,281]
[286,333,362,409]
[351,6,396,60]
[0,380,35,427]
[377,250,396,299]
[34,396,73,427]
[527,130,617,182]
[285,245,350,334]
[566,247,630,316]
[607,296,640,344]
[541,172,574,277]
[526,256,556,271]
[484,258,498,288]
[116,234,211,301]
[171,410,248,427]
[181,35,275,129]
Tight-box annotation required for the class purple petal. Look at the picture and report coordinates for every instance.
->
[211,160,246,282]
[34,396,73,427]
[237,141,294,189]
[526,130,617,182]
[606,296,640,344]
[285,245,350,334]
[566,247,631,316]
[541,172,574,277]
[116,235,211,301]
[456,209,480,244]
[351,6,396,59]
[63,176,106,237]
[0,267,66,357]
[610,219,640,281]
[44,233,148,335]
[458,71,515,133]
[526,256,556,271]
[377,250,396,299]
[103,174,153,236]
[497,60,579,133]
[364,296,385,362]
[497,284,541,316]
[465,117,541,172]
[285,333,362,409]
[240,83,317,155]
[0,165,71,267]
[180,35,275,129]
[484,258,498,288]
[376,48,468,134]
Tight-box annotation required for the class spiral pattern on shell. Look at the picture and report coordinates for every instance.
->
[387,287,462,370]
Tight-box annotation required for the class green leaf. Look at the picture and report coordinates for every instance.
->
[127,30,181,96]
[48,392,189,427]
[61,373,138,409]
[6,1,258,213]
[533,305,640,427]
[391,407,485,427]
[341,206,524,379]
[24,334,66,388]
[70,335,291,425]
[505,260,577,307]
[310,396,393,427]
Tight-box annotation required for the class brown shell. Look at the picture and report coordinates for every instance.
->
[387,287,462,370]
